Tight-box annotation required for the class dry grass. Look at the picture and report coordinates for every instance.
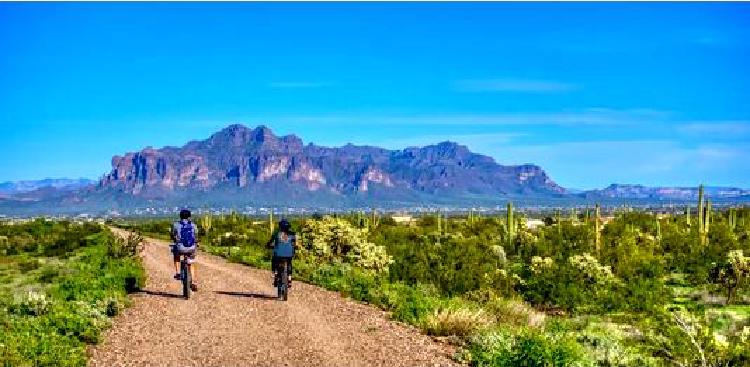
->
[485,297,546,328]
[424,307,493,337]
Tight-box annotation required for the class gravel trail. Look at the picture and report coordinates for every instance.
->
[88,229,459,367]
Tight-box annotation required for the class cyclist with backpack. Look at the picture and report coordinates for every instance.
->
[266,219,296,288]
[171,209,199,291]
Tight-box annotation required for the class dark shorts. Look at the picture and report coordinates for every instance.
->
[171,243,197,262]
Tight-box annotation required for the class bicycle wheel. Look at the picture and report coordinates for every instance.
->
[182,259,191,300]
[280,261,289,301]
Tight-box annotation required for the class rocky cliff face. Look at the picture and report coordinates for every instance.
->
[99,124,565,201]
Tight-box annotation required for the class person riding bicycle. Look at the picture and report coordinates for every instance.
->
[171,209,198,292]
[266,219,296,288]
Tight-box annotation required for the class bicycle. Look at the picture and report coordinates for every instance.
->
[179,254,193,300]
[275,259,290,301]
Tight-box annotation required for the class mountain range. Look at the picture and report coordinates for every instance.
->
[0,178,95,200]
[0,124,747,214]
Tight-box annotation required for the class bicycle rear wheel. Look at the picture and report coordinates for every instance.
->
[181,260,191,300]
[278,261,289,301]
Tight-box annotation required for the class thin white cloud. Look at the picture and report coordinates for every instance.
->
[483,140,749,189]
[268,82,332,89]
[454,78,578,93]
[267,108,671,127]
[679,121,750,136]
[366,132,523,150]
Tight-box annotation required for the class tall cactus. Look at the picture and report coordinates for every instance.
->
[697,185,710,246]
[371,209,379,229]
[199,214,213,234]
[595,203,602,256]
[584,209,590,224]
[655,218,662,244]
[506,202,515,246]
[729,208,737,230]
[437,211,442,234]
[269,210,274,234]
[686,205,691,228]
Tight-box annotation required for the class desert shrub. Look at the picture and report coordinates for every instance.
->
[300,216,392,272]
[9,290,52,316]
[1,225,145,366]
[709,249,750,304]
[484,296,546,328]
[461,327,594,367]
[639,310,750,367]
[390,284,443,325]
[575,322,660,367]
[424,305,492,337]
[105,232,143,259]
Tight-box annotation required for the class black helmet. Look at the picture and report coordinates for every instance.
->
[278,218,291,232]
[179,209,192,220]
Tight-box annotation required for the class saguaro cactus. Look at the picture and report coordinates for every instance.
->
[269,210,274,234]
[437,211,442,234]
[595,204,602,256]
[729,208,737,230]
[697,185,711,246]
[506,202,515,246]
[655,218,662,244]
[686,205,691,228]
[199,214,213,234]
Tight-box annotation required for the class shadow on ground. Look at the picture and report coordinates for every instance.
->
[215,290,278,300]
[133,289,186,299]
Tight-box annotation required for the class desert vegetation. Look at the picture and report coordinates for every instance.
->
[119,186,749,366]
[0,219,145,366]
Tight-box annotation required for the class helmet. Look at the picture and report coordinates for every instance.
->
[278,218,291,232]
[179,209,192,220]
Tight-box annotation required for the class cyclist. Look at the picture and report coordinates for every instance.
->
[266,219,296,288]
[171,209,199,291]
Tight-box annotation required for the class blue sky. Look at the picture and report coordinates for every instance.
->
[1,2,748,189]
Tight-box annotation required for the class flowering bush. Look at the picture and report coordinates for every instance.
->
[568,253,618,285]
[300,216,392,272]
[530,256,554,274]
[12,290,51,316]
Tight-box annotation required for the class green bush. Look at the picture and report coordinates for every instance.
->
[462,327,594,367]
[0,223,145,367]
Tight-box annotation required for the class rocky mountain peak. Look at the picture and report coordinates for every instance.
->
[97,124,566,202]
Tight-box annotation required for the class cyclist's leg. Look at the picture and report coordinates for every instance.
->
[186,250,197,282]
[287,257,293,286]
[171,245,181,278]
[271,256,279,284]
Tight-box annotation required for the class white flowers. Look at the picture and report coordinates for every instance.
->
[301,216,393,272]
[14,290,50,316]
[530,256,554,274]
[569,253,617,284]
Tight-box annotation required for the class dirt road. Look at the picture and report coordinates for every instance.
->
[88,229,459,367]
